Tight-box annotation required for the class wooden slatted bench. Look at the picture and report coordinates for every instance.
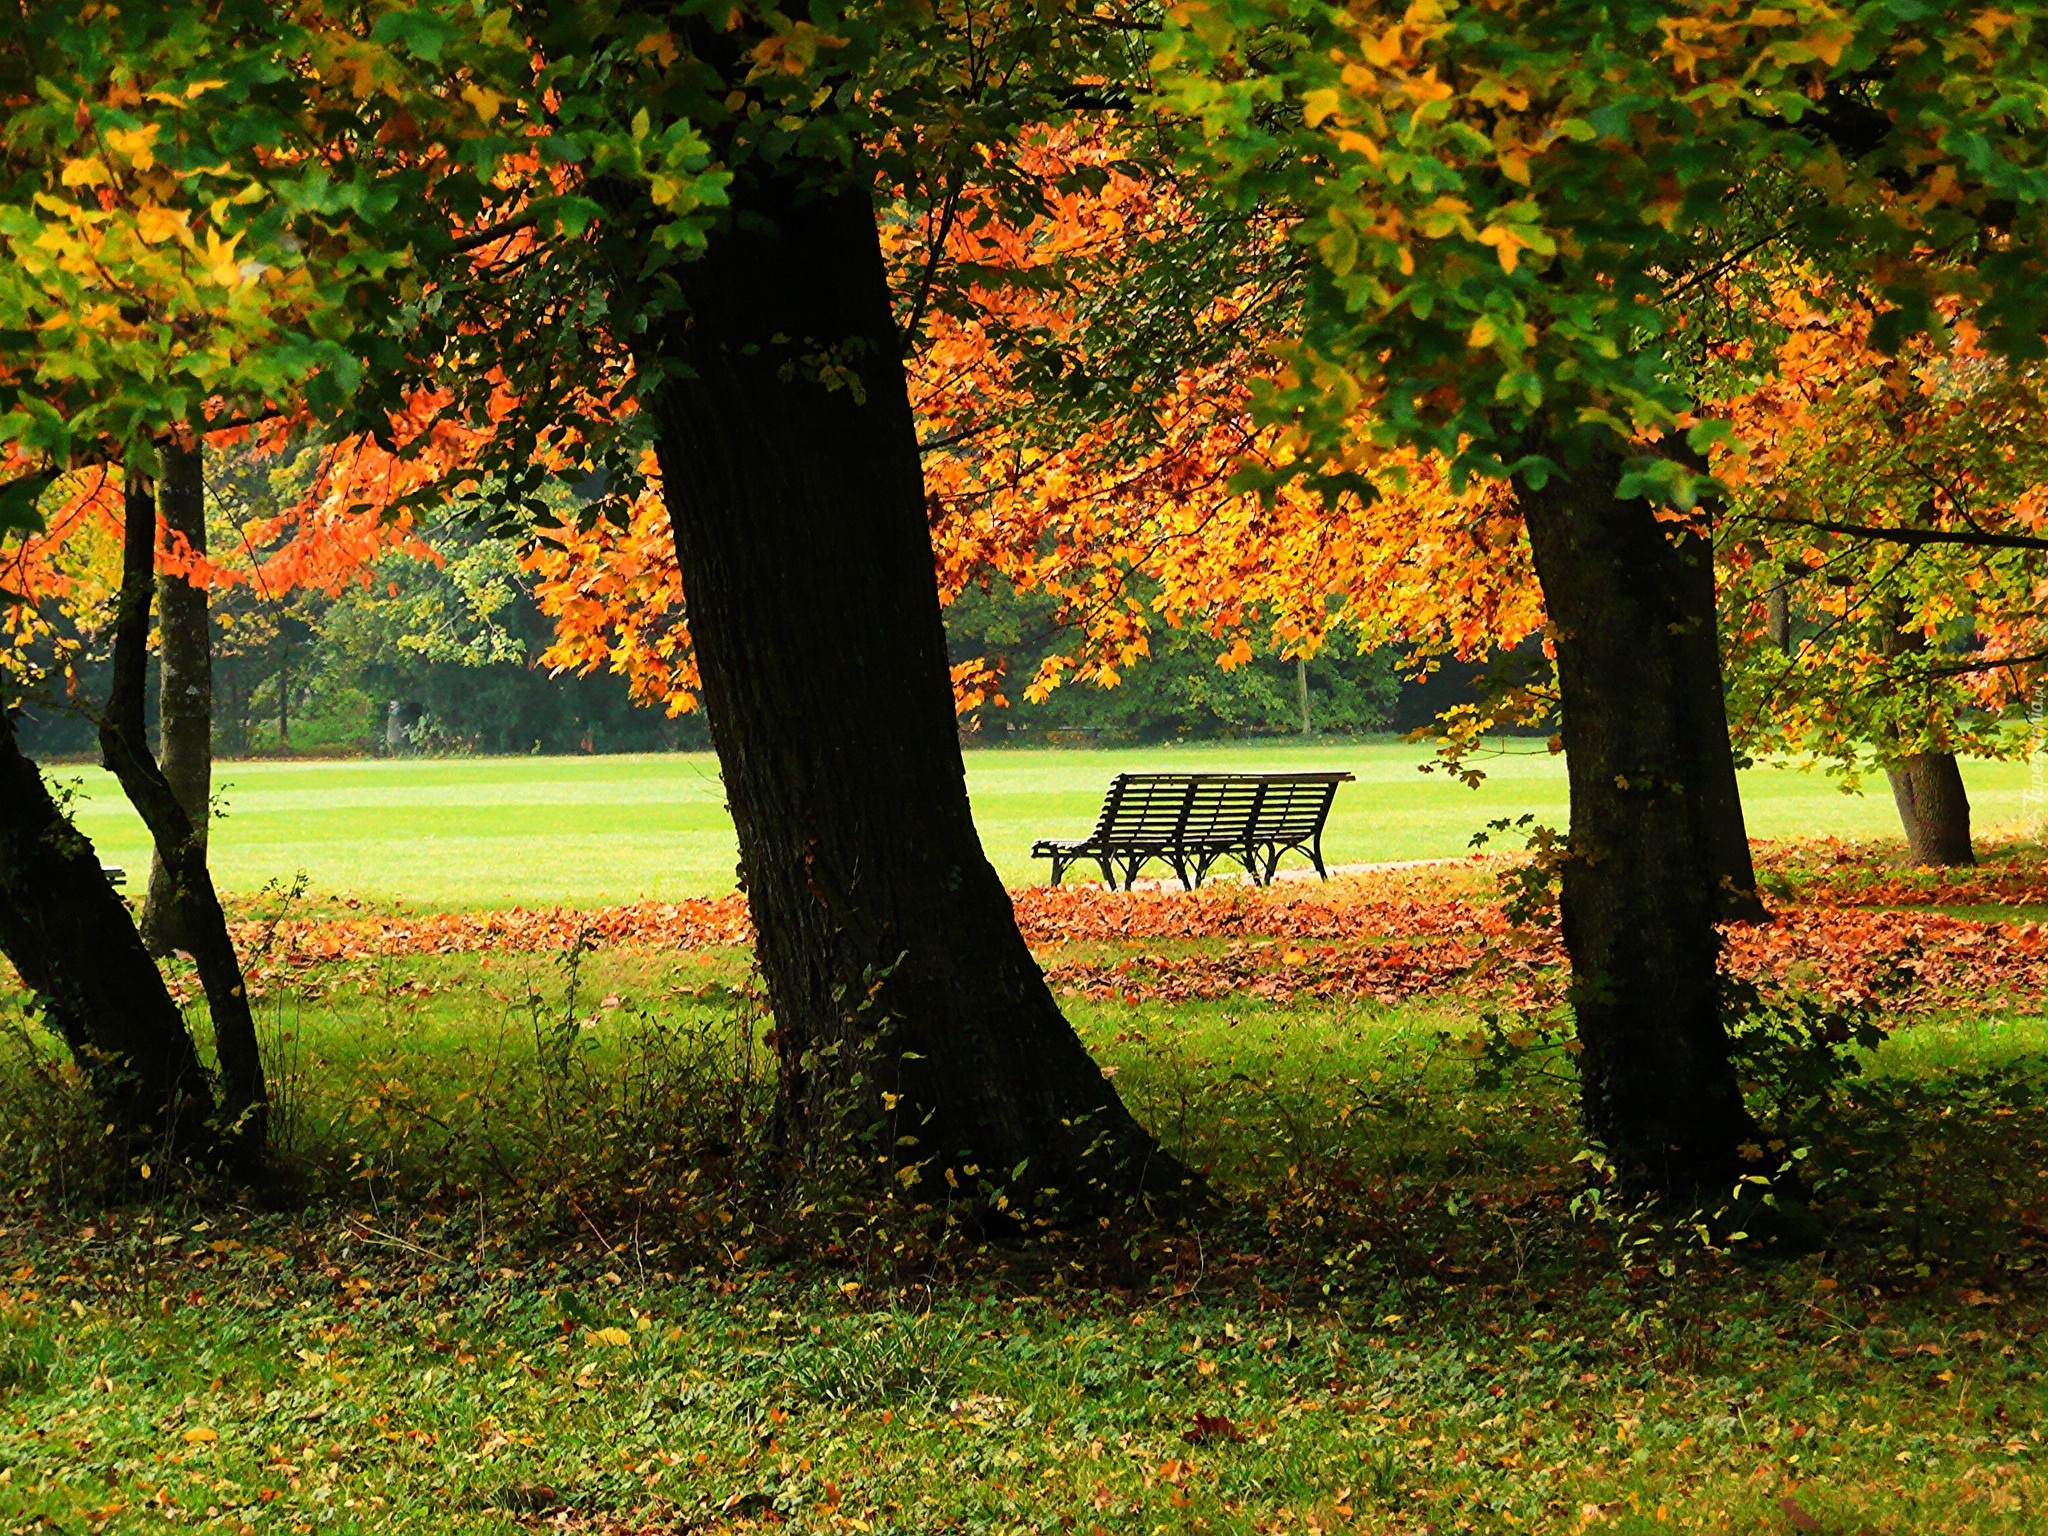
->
[1032,771,1354,889]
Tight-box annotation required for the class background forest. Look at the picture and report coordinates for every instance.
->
[13,442,1434,759]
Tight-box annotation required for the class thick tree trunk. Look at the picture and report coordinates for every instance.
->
[1669,520,1767,922]
[142,439,211,954]
[0,709,216,1161]
[1888,754,1974,866]
[1521,455,1762,1198]
[620,177,1179,1212]
[101,461,267,1157]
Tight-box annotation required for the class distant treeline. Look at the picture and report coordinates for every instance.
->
[16,540,1523,760]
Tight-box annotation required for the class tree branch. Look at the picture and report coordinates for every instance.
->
[1757,516,2048,553]
[447,212,539,255]
[104,457,155,753]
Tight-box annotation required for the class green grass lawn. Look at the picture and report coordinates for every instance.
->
[51,740,2042,909]
[4,932,2044,1534]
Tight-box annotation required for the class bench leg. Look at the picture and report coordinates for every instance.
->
[1048,855,1068,885]
[1311,836,1328,880]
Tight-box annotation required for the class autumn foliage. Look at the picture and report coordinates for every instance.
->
[1712,286,2048,775]
[523,135,1544,719]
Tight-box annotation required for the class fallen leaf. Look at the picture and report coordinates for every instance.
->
[1185,1410,1246,1444]
[1780,1494,1824,1533]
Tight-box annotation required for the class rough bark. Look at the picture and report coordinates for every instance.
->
[1668,520,1767,922]
[1879,603,1974,867]
[1765,581,1792,651]
[1521,454,1762,1197]
[101,461,268,1156]
[619,175,1181,1213]
[141,439,211,954]
[0,708,216,1160]
[1888,755,1974,866]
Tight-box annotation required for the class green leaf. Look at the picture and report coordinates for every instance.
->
[0,470,55,538]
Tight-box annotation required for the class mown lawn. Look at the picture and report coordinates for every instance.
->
[4,1224,2040,1536]
[51,740,2040,909]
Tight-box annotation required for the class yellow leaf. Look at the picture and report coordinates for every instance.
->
[1497,150,1531,186]
[1800,21,1853,66]
[588,1326,632,1348]
[203,228,244,287]
[635,29,681,65]
[1468,316,1498,349]
[1476,223,1525,273]
[461,83,501,123]
[1334,129,1381,163]
[106,124,160,170]
[182,1427,218,1444]
[61,157,110,188]
[1302,88,1342,128]
[134,204,188,244]
[1363,27,1404,67]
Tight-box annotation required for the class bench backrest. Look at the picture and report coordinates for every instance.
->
[1090,773,1203,846]
[1094,771,1350,847]
[1242,774,1346,843]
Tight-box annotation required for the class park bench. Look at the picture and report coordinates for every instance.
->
[1033,771,1354,890]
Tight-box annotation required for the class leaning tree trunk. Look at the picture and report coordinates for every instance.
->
[1888,754,1974,866]
[141,438,212,954]
[1879,601,1974,867]
[101,460,268,1157]
[1521,454,1762,1198]
[0,709,217,1163]
[618,175,1179,1213]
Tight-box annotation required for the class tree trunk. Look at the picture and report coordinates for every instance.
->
[620,176,1180,1213]
[1888,755,1974,866]
[1765,580,1791,651]
[1878,601,1974,867]
[100,460,268,1157]
[1672,487,1766,923]
[141,439,211,954]
[0,708,216,1162]
[1521,455,1762,1198]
